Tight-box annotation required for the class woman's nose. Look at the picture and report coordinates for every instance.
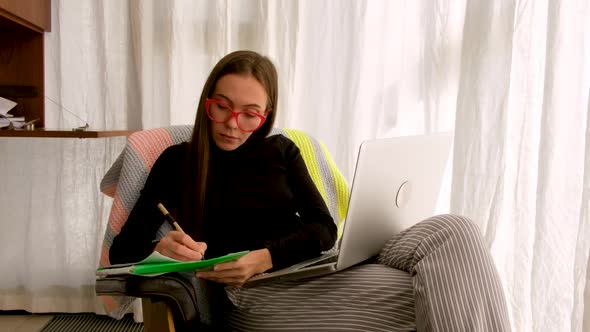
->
[224,112,239,129]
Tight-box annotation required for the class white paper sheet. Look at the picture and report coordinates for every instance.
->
[0,96,17,116]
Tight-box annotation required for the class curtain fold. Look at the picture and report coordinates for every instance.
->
[1,1,588,330]
[452,0,590,331]
[577,90,590,332]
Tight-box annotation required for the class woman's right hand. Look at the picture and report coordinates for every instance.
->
[154,231,207,261]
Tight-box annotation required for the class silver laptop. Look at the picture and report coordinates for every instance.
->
[243,132,453,288]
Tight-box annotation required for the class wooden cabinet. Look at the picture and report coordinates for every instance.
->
[0,0,51,127]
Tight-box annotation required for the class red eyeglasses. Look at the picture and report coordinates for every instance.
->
[205,98,267,132]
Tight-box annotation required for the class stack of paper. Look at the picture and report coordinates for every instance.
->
[0,96,24,128]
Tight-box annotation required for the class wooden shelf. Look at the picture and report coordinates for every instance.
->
[0,129,137,138]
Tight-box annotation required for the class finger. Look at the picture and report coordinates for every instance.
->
[179,236,207,254]
[174,244,203,261]
[196,272,246,287]
[167,232,205,252]
[159,248,203,262]
[163,241,203,261]
[195,272,217,281]
[166,234,204,260]
[198,242,207,256]
[197,269,237,279]
[156,239,187,261]
[212,261,236,272]
[167,230,188,241]
[197,266,246,281]
[193,243,207,258]
[212,254,248,271]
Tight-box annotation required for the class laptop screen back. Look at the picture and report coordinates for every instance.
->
[336,133,453,270]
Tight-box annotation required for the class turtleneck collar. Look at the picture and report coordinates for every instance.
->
[210,134,260,159]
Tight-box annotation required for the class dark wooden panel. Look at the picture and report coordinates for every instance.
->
[0,0,50,128]
[0,30,44,125]
[0,0,51,32]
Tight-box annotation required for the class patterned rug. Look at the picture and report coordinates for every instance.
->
[41,314,143,332]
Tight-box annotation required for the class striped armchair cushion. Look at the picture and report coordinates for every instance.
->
[98,126,350,317]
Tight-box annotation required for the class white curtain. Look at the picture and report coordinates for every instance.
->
[45,0,460,179]
[0,137,126,313]
[451,1,590,331]
[1,0,588,330]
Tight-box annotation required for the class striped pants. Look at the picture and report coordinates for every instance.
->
[219,214,511,331]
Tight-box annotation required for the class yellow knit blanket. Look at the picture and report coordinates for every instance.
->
[280,129,350,236]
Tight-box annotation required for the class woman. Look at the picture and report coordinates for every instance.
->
[110,50,336,284]
[110,50,510,331]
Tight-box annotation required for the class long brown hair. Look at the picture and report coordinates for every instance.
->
[179,50,278,239]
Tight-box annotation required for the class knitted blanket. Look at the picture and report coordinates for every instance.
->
[98,125,350,317]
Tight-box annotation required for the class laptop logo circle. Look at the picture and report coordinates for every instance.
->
[395,181,412,208]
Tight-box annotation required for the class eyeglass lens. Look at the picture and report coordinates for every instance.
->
[209,103,262,131]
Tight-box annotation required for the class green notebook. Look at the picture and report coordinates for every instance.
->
[96,251,249,277]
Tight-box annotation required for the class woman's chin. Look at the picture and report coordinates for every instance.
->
[214,138,242,151]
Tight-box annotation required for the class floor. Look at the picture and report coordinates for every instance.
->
[0,312,54,332]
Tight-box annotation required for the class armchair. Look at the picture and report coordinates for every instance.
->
[96,126,510,331]
[96,126,351,331]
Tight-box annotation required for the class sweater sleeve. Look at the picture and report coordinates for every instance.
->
[109,145,183,265]
[263,138,337,270]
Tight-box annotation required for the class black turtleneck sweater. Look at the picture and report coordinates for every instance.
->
[109,134,337,270]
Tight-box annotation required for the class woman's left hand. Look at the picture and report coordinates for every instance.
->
[196,248,273,287]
